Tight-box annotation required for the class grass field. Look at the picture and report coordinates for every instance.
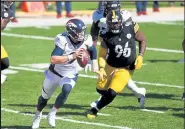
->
[1,21,184,129]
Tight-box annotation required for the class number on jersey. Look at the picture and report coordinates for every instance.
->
[115,42,131,58]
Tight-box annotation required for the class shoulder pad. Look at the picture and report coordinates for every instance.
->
[54,34,68,50]
[92,10,104,23]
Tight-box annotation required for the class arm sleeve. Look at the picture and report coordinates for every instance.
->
[90,22,100,42]
[87,45,97,60]
[51,46,64,56]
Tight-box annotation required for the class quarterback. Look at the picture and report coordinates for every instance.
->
[1,1,13,85]
[87,10,147,118]
[32,19,99,129]
[90,1,146,108]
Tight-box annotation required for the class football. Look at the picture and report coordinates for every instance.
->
[77,49,89,68]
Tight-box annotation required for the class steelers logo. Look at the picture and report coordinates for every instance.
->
[127,33,131,39]
[4,12,9,18]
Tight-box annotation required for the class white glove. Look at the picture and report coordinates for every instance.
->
[84,62,92,74]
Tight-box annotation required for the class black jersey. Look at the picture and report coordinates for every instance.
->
[100,23,136,68]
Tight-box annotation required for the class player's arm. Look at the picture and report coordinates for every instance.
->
[1,18,10,30]
[87,44,99,71]
[98,39,107,69]
[90,21,100,44]
[50,36,81,64]
[134,23,146,70]
[134,23,146,56]
[96,40,107,80]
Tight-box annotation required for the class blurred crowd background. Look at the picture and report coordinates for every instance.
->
[9,1,184,23]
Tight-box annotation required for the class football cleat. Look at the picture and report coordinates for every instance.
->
[86,107,98,119]
[86,110,97,119]
[138,88,146,108]
[32,112,42,129]
[47,111,56,127]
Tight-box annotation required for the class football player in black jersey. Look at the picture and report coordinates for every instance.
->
[1,1,13,85]
[90,1,146,108]
[87,10,146,118]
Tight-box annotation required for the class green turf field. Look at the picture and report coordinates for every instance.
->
[1,21,184,129]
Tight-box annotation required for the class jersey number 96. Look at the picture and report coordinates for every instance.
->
[115,42,131,58]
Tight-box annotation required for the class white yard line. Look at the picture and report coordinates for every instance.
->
[140,109,165,114]
[9,66,184,89]
[2,32,183,54]
[1,108,131,129]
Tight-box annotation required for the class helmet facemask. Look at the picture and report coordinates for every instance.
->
[107,11,123,34]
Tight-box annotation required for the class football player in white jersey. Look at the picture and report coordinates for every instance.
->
[32,19,99,129]
[90,1,146,108]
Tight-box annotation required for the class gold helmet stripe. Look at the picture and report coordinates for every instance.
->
[112,10,116,19]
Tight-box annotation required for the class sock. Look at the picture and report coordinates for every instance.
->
[97,88,117,110]
[50,106,58,114]
[127,79,142,98]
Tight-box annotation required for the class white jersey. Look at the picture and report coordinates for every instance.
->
[51,32,93,77]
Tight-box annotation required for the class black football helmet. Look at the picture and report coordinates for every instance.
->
[106,10,123,34]
[103,1,121,16]
[66,19,87,43]
[1,1,13,18]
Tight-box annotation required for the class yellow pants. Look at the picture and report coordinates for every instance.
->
[97,64,131,93]
[1,45,8,59]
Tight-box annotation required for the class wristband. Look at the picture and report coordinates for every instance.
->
[68,54,74,61]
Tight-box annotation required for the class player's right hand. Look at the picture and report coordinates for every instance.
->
[73,49,84,59]
[97,68,107,81]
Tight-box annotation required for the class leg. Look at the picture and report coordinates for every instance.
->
[32,71,59,129]
[142,1,148,15]
[87,66,131,118]
[1,45,9,85]
[65,2,74,17]
[56,1,62,18]
[127,79,146,108]
[1,45,9,71]
[135,1,142,14]
[48,75,78,127]
[1,57,9,71]
[65,1,71,13]
[90,88,107,108]
[90,64,113,108]
[153,1,159,12]
[10,2,18,22]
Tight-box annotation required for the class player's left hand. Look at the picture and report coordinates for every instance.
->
[135,55,143,70]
